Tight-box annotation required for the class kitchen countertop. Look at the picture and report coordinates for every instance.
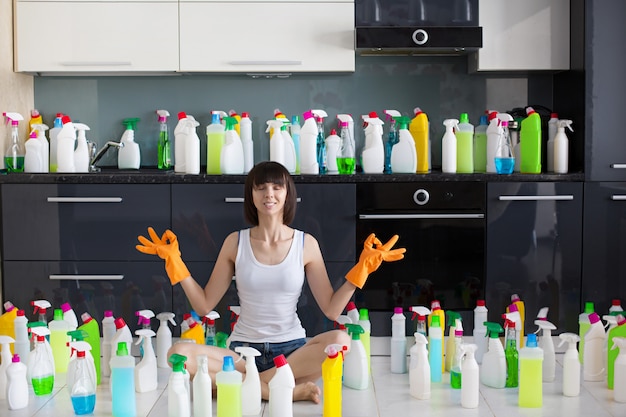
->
[0,169,585,184]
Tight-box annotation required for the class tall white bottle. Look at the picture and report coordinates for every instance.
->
[101,311,116,377]
[193,355,213,417]
[0,335,15,400]
[480,322,506,388]
[134,329,157,392]
[73,123,91,173]
[240,112,254,173]
[32,123,50,172]
[56,116,77,173]
[361,114,385,174]
[343,324,368,390]
[409,333,430,400]
[441,119,459,174]
[473,300,488,364]
[156,312,175,368]
[49,114,64,172]
[547,112,559,172]
[554,119,573,174]
[221,116,245,174]
[267,120,287,168]
[168,354,191,417]
[6,354,28,410]
[584,312,606,381]
[174,112,188,173]
[24,131,44,173]
[558,332,581,397]
[235,347,262,416]
[534,307,557,382]
[184,115,201,175]
[324,129,341,174]
[268,354,295,417]
[461,344,479,408]
[390,307,407,374]
[281,122,297,174]
[118,118,141,170]
[299,110,319,174]
[612,337,626,403]
[486,112,501,173]
[390,117,417,173]
[13,310,29,365]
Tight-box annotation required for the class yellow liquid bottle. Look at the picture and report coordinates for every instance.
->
[206,112,225,174]
[410,109,430,173]
[518,334,543,408]
[322,345,344,417]
[216,356,242,417]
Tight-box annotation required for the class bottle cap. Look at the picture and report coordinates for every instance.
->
[584,302,595,314]
[222,355,235,372]
[589,312,601,324]
[114,317,126,330]
[394,307,403,314]
[242,112,250,118]
[431,315,441,327]
[12,354,20,363]
[54,309,64,321]
[104,310,114,318]
[511,294,521,302]
[61,115,72,124]
[16,309,25,317]
[551,112,558,119]
[508,303,518,313]
[526,333,538,347]
[454,329,463,337]
[61,302,72,313]
[330,128,337,135]
[273,354,288,368]
[359,308,369,320]
[476,300,485,307]
[613,299,622,307]
[3,301,15,312]
[178,112,187,120]
[81,312,93,323]
[459,113,469,123]
[346,302,357,312]
[116,342,129,356]
[431,300,441,310]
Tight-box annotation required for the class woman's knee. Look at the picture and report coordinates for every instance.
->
[325,329,352,349]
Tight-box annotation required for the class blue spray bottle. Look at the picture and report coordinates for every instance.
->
[383,110,401,173]
[312,109,328,173]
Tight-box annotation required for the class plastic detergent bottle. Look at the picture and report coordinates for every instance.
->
[337,121,356,174]
[14,309,29,364]
[520,107,542,174]
[134,329,157,393]
[608,315,626,389]
[60,302,78,330]
[346,301,360,324]
[584,312,606,381]
[361,112,385,174]
[461,344,479,408]
[343,324,368,390]
[612,337,626,403]
[49,308,71,373]
[383,110,401,174]
[29,327,54,396]
[428,315,443,383]
[72,123,90,173]
[0,335,15,400]
[299,110,319,174]
[288,115,301,173]
[56,115,76,173]
[102,310,116,377]
[168,354,190,417]
[206,110,227,174]
[241,112,254,174]
[322,344,346,417]
[358,308,372,373]
[111,342,136,417]
[450,322,465,389]
[118,118,141,169]
[473,114,488,172]
[48,113,63,172]
[181,317,204,345]
[282,121,297,174]
[269,354,295,417]
[324,128,340,174]
[547,112,559,172]
[234,346,262,416]
[480,322,505,388]
[473,300,488,363]
[409,332,430,400]
[6,353,28,410]
[174,112,188,173]
[558,332,581,396]
[389,116,417,173]
[155,312,175,368]
[221,116,244,174]
[390,307,407,374]
[508,294,525,348]
[0,301,18,352]
[78,312,101,384]
[3,112,25,172]
[441,118,459,173]
[455,113,474,173]
[579,301,595,363]
[183,115,201,175]
[554,119,573,174]
[156,109,171,170]
[313,109,328,174]
[445,311,461,372]
[410,107,430,173]
[518,333,543,408]
[193,355,213,417]
[534,307,557,382]
[216,355,242,417]
[428,300,445,373]
[485,111,501,173]
[30,123,50,172]
[504,319,519,388]
[24,130,43,172]
[111,317,133,357]
[267,119,287,168]
[69,341,96,415]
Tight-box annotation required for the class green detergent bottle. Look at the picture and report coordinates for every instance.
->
[520,107,542,174]
[607,314,626,389]
[455,113,474,173]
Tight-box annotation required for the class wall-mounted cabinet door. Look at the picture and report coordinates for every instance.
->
[486,182,582,333]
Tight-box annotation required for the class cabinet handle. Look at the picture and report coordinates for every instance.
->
[611,195,626,201]
[228,60,302,66]
[610,164,626,169]
[47,197,123,203]
[60,61,132,67]
[224,197,301,203]
[359,214,484,220]
[49,274,124,280]
[498,195,574,201]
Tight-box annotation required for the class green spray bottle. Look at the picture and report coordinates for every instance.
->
[445,311,462,372]
[520,107,542,174]
[168,353,190,416]
[480,322,506,388]
[391,115,417,173]
[383,110,401,173]
[156,110,171,170]
[118,118,141,169]
[504,318,519,387]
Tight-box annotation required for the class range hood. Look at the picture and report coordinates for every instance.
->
[356,26,483,56]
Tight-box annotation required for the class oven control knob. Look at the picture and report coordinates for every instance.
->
[413,189,429,205]
[444,191,453,201]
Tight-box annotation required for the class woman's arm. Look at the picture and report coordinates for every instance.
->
[179,231,239,316]
[303,233,357,321]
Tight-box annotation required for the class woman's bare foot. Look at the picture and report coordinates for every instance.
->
[293,381,321,403]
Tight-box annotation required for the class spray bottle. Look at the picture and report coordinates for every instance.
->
[445,311,461,372]
[584,312,606,381]
[174,112,189,173]
[485,111,501,173]
[533,307,557,382]
[67,331,95,391]
[461,344,479,408]
[29,327,54,396]
[183,114,200,174]
[134,329,157,393]
[202,311,219,346]
[441,119,459,173]
[69,341,96,415]
[241,112,254,173]
[155,312,176,368]
[24,130,43,172]
[337,120,355,174]
[216,356,242,417]
[55,115,76,172]
[324,128,341,174]
[361,112,384,174]
[167,353,190,417]
[390,307,407,374]
[49,113,63,172]
[49,308,71,373]
[558,332,580,396]
[156,109,171,170]
[14,309,29,365]
[110,342,137,417]
[494,113,515,174]
[409,306,431,338]
[72,123,91,173]
[6,353,28,410]
[409,107,430,173]
[508,294,525,348]
[287,115,300,173]
[31,123,50,172]
[118,118,141,169]
[3,112,25,172]
[389,115,417,174]
[383,110,401,174]
[299,110,319,174]
[343,324,368,389]
[31,299,51,324]
[358,308,372,373]
[547,112,559,172]
[193,354,213,417]
[612,337,626,403]
[409,332,430,400]
[206,110,227,174]
[473,300,488,363]
[221,116,244,174]
[235,346,262,416]
[0,335,15,400]
[0,301,18,352]
[281,119,297,174]
[312,109,328,174]
[520,107,542,174]
[450,319,464,389]
[607,314,626,389]
[579,301,595,363]
[480,322,506,388]
[518,333,543,408]
[553,119,574,174]
[101,310,116,377]
[473,114,488,172]
[428,314,443,383]
[267,119,287,167]
[429,300,445,373]
[323,344,347,417]
[456,113,474,173]
[504,318,519,388]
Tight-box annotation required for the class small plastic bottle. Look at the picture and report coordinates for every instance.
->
[168,353,191,417]
[6,354,28,410]
[520,107,542,174]
[553,119,574,174]
[324,129,341,174]
[428,315,443,383]
[49,308,71,374]
[461,344,479,409]
[193,355,213,417]
[156,110,171,170]
[13,309,29,366]
[110,342,137,417]
[409,332,430,400]
[0,335,15,400]
[156,312,176,369]
[534,307,557,382]
[584,312,606,381]
[579,301,595,363]
[102,310,116,377]
[455,113,474,173]
[390,307,407,374]
[473,300,488,363]
[473,114,488,173]
[322,344,346,417]
[558,332,581,397]
[547,112,559,172]
[235,346,262,416]
[518,333,543,408]
[241,112,254,174]
[441,119,459,174]
[216,356,242,417]
[269,354,295,417]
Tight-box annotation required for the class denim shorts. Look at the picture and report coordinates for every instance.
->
[229,338,306,372]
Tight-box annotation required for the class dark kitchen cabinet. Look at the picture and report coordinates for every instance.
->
[581,182,626,312]
[486,182,583,334]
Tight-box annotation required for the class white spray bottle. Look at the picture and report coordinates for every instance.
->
[280,119,297,174]
[221,116,245,174]
[612,337,626,403]
[361,113,385,174]
[409,332,430,400]
[184,115,201,175]
[390,116,417,174]
[324,128,341,174]
[0,335,15,400]
[558,332,580,397]
[554,119,573,174]
[156,312,176,368]
[174,112,188,173]
[441,119,459,173]
[485,111,501,173]
[461,344,479,408]
[168,353,191,417]
[28,327,54,396]
[343,324,368,390]
[267,119,287,167]
[134,329,157,392]
[480,322,506,388]
[118,118,141,169]
[534,307,557,382]
[547,112,559,172]
[31,299,52,324]
[68,341,96,415]
[73,123,91,173]
[56,115,77,173]
[31,123,50,172]
[299,110,319,174]
[235,346,262,416]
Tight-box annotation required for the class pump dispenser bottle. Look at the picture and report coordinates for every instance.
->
[441,119,459,173]
[391,116,417,173]
[234,346,262,416]
[156,110,171,170]
[558,332,581,396]
[118,118,141,169]
[409,332,430,400]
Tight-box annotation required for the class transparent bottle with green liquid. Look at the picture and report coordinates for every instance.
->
[504,319,519,388]
[156,110,171,170]
[337,121,355,174]
[455,113,474,173]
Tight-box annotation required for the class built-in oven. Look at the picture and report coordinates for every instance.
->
[355,182,486,336]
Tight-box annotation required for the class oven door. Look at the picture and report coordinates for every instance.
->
[355,182,486,335]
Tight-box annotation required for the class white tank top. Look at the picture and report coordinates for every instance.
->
[230,228,306,343]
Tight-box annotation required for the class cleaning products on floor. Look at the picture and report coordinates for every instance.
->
[461,344,479,408]
[390,307,407,374]
[168,353,190,417]
[216,356,242,417]
[269,354,295,417]
[343,324,368,390]
[193,354,213,417]
[235,346,262,416]
[481,322,506,388]
[134,329,157,393]
[558,332,580,397]
[156,312,176,369]
[110,342,136,417]
[518,333,543,408]
[323,344,346,417]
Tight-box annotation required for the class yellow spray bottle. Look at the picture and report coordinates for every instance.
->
[322,344,347,417]
[410,107,430,173]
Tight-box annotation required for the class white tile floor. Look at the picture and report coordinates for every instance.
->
[5,352,626,417]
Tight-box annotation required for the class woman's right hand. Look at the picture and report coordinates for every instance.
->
[136,227,191,285]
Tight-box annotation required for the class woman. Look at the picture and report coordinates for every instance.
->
[136,161,405,402]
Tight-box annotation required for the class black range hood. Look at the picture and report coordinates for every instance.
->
[356,26,483,56]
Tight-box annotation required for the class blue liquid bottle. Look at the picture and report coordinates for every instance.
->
[70,342,96,415]
[429,315,443,383]
[110,342,136,417]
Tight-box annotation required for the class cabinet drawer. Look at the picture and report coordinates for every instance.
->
[2,261,172,334]
[1,184,170,261]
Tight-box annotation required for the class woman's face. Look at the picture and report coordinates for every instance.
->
[252,182,287,218]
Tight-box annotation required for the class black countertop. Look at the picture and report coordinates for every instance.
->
[0,169,585,184]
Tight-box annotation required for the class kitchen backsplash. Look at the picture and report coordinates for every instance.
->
[34,55,553,168]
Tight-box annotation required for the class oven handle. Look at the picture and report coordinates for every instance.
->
[498,195,574,201]
[358,214,484,220]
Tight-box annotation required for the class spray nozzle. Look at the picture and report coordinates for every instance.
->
[383,109,401,121]
[168,353,188,373]
[558,119,574,132]
[461,343,478,357]
[67,329,89,341]
[223,116,239,130]
[3,112,24,126]
[344,323,364,340]
[337,113,353,126]
[122,118,140,130]
[31,299,51,316]
[134,328,156,345]
[612,336,626,352]
[234,346,262,362]
[558,332,580,349]
[30,326,51,339]
[392,115,410,130]
[0,336,15,350]
[324,344,348,358]
[136,309,155,325]
[156,109,170,123]
[69,341,91,354]
[335,315,352,328]
[496,113,514,123]
[73,123,90,138]
[31,123,49,136]
[312,109,328,121]
[266,119,285,133]
[413,332,428,345]
[202,311,220,326]
[604,314,619,330]
[156,312,176,326]
[443,119,459,130]
[484,322,504,338]
[408,306,431,321]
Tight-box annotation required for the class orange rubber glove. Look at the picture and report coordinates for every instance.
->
[136,227,191,285]
[346,233,406,289]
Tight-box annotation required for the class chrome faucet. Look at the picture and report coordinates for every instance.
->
[88,141,125,172]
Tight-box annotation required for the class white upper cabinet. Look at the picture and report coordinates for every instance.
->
[469,0,570,72]
[179,0,355,73]
[14,0,179,73]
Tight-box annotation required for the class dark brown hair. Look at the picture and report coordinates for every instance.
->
[243,161,297,225]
